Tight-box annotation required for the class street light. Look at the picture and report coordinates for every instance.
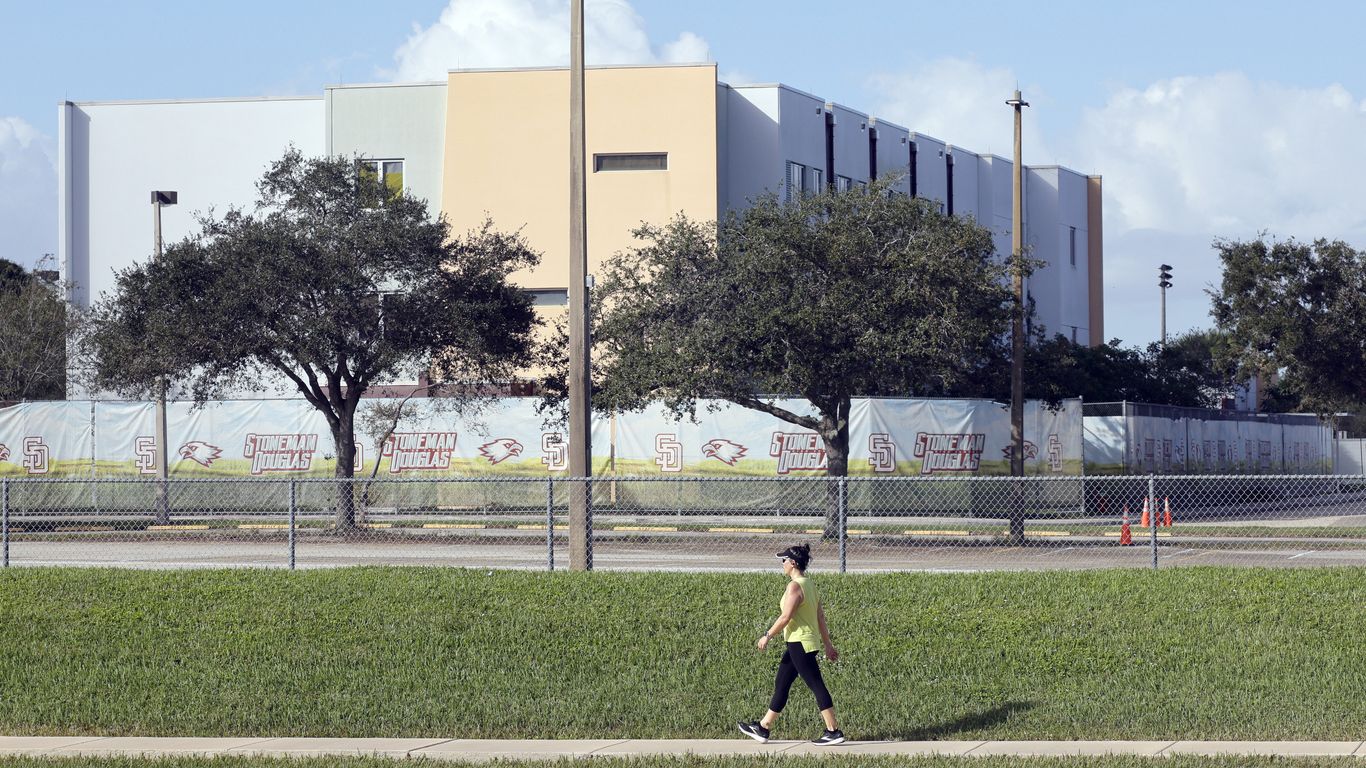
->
[1158,264,1173,348]
[151,190,177,524]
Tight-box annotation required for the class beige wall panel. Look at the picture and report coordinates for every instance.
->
[444,65,719,290]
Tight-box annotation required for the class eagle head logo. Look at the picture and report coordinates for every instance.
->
[0,444,9,463]
[1002,441,1039,460]
[479,438,524,465]
[178,441,223,468]
[702,439,748,466]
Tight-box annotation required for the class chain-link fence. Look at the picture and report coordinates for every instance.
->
[2,475,1364,571]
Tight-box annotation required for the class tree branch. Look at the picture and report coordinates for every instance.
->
[726,395,820,431]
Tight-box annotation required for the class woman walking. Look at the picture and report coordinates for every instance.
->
[737,543,845,746]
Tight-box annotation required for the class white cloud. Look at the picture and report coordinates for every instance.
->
[391,0,709,81]
[0,117,56,269]
[869,62,1366,344]
[867,58,1053,161]
[1077,72,1366,239]
[659,31,709,64]
[1076,72,1366,344]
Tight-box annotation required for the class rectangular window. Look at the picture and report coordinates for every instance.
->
[529,289,569,307]
[594,153,668,172]
[358,159,405,199]
[1069,226,1077,267]
[809,167,823,192]
[786,161,807,203]
[836,175,852,193]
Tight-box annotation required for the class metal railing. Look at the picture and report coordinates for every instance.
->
[1,475,1363,572]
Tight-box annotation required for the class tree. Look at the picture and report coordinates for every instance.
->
[0,256,71,402]
[955,324,1238,410]
[1210,236,1366,414]
[1156,329,1240,407]
[549,179,1013,532]
[88,150,539,527]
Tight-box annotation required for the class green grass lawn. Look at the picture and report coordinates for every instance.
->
[0,756,1363,768]
[0,567,1363,740]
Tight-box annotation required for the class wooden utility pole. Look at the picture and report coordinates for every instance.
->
[568,0,593,570]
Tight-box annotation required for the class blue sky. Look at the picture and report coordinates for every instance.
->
[4,0,1366,347]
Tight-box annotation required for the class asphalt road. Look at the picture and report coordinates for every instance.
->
[6,530,1365,571]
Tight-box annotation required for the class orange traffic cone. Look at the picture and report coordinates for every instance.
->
[1140,498,1151,528]
[1163,497,1173,527]
[1119,505,1133,546]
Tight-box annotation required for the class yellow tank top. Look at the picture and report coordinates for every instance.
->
[782,574,821,653]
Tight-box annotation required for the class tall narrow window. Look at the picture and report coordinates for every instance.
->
[824,111,836,192]
[594,153,667,172]
[868,128,878,181]
[945,154,954,216]
[909,141,918,197]
[1069,226,1077,267]
[808,167,823,193]
[786,161,807,203]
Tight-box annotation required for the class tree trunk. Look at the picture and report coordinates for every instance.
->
[332,408,357,531]
[818,400,851,540]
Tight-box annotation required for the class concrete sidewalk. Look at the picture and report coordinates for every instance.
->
[2,737,1364,760]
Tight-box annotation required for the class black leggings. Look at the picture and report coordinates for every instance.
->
[769,642,834,712]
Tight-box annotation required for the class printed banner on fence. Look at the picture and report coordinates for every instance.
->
[143,399,594,477]
[6,396,1082,478]
[850,398,1083,476]
[1082,413,1332,474]
[0,401,94,476]
[611,400,825,476]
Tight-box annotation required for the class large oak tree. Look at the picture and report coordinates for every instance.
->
[565,178,1013,498]
[1209,236,1366,415]
[89,150,539,526]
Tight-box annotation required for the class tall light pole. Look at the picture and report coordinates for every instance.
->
[1158,264,1173,348]
[151,190,177,525]
[1006,91,1028,544]
[568,0,593,570]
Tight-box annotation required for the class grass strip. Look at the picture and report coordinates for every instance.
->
[1,567,1364,740]
[0,755,1363,768]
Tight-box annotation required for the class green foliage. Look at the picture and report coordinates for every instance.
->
[86,150,539,481]
[1,567,1363,740]
[558,179,1013,476]
[968,330,1238,408]
[1210,236,1366,413]
[0,258,30,292]
[0,257,70,401]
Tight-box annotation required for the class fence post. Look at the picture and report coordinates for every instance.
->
[288,479,297,571]
[585,477,593,571]
[2,479,9,569]
[1147,473,1158,570]
[546,477,555,572]
[838,476,847,574]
